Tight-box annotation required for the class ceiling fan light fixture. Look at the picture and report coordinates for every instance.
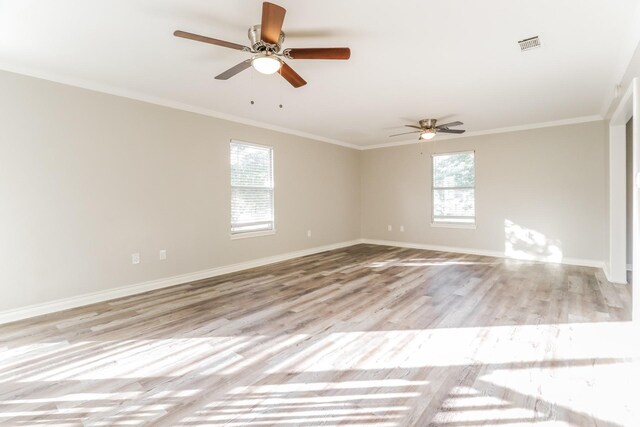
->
[251,54,282,74]
[420,129,436,140]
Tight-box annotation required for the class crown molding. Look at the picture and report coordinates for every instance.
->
[0,64,607,152]
[361,115,604,150]
[0,63,361,151]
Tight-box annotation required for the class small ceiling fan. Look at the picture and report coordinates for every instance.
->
[174,2,351,88]
[389,119,466,140]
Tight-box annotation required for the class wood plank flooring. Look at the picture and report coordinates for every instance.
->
[0,244,637,426]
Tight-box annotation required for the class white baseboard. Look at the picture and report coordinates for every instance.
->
[603,264,629,284]
[0,238,609,325]
[0,240,361,325]
[360,238,605,269]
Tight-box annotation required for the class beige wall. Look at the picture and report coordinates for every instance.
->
[360,121,609,263]
[0,69,613,314]
[0,70,360,311]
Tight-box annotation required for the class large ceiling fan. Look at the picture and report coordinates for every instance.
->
[389,119,466,140]
[174,2,351,88]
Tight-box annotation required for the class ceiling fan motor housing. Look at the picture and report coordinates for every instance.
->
[419,118,437,129]
[173,2,350,88]
[248,25,285,52]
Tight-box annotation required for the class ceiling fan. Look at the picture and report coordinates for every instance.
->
[173,2,351,88]
[389,119,466,140]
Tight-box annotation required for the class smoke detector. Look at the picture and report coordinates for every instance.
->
[518,36,541,52]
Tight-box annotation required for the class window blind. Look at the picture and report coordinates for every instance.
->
[432,151,475,224]
[230,141,274,234]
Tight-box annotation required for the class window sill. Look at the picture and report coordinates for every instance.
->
[230,229,276,240]
[431,222,476,229]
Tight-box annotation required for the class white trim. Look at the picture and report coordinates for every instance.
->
[0,65,607,152]
[230,140,275,238]
[360,238,605,269]
[0,238,613,324]
[603,263,612,282]
[607,78,636,286]
[430,222,476,229]
[230,229,276,240]
[0,63,360,151]
[230,139,274,150]
[602,263,631,284]
[432,149,475,157]
[0,240,360,325]
[632,78,640,323]
[431,150,476,227]
[363,115,604,150]
[603,263,631,284]
[610,83,635,125]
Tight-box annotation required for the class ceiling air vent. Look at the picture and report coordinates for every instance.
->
[518,36,541,52]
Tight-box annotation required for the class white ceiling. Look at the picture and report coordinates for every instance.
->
[1,0,640,147]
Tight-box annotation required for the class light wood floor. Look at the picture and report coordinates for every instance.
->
[0,244,637,426]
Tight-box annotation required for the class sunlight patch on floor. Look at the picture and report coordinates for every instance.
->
[229,379,429,394]
[0,244,636,426]
[264,322,637,373]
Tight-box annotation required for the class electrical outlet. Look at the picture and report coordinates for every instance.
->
[387,225,392,231]
[307,229,312,237]
[400,225,405,232]
[159,249,167,260]
[131,253,140,265]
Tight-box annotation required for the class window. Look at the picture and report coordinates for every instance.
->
[432,151,475,226]
[230,141,274,236]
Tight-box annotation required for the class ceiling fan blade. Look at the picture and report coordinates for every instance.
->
[215,60,252,80]
[261,2,286,45]
[389,131,421,137]
[437,129,466,134]
[279,62,307,88]
[435,121,464,129]
[173,30,249,51]
[285,48,351,60]
[405,125,423,130]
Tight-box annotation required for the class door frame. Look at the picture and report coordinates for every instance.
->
[608,77,639,321]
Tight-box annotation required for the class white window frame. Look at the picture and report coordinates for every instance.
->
[230,140,275,239]
[431,150,476,229]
